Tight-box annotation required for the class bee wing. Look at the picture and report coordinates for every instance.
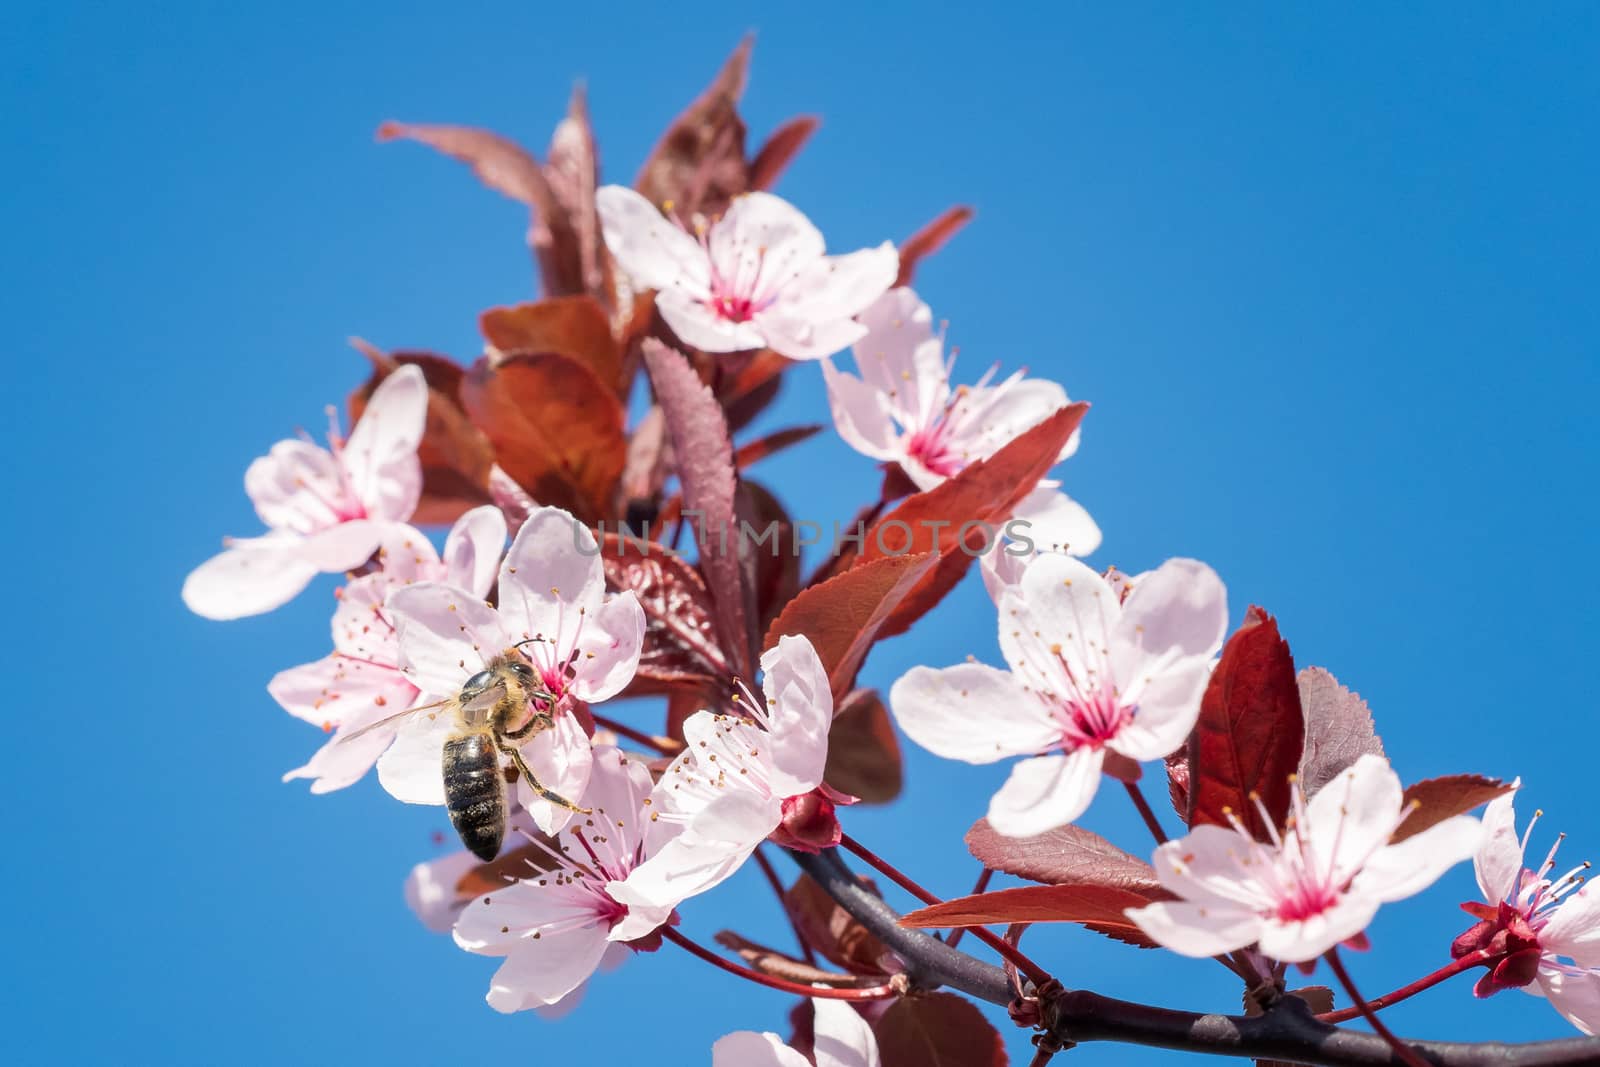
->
[335,695,457,744]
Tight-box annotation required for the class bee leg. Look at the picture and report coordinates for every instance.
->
[501,711,555,743]
[498,740,592,815]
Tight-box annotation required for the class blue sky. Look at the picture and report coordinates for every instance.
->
[3,3,1597,1063]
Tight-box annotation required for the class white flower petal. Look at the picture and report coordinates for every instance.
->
[1010,487,1101,557]
[514,712,595,836]
[1150,824,1277,911]
[610,790,782,914]
[812,999,881,1067]
[1113,557,1229,664]
[1305,753,1405,888]
[713,1032,809,1067]
[888,663,1053,764]
[387,581,514,696]
[1255,893,1380,964]
[657,288,768,353]
[596,184,711,293]
[1541,886,1600,969]
[820,360,901,461]
[1474,786,1523,906]
[1537,964,1600,1036]
[496,506,608,637]
[343,364,427,522]
[1354,814,1482,904]
[986,749,1105,837]
[377,705,454,805]
[482,926,611,1012]
[760,635,834,798]
[443,505,508,599]
[1125,900,1262,959]
[570,591,645,704]
[182,534,318,620]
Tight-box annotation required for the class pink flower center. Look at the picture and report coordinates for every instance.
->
[1055,688,1135,749]
[703,236,781,325]
[905,427,967,478]
[1273,878,1343,922]
[710,291,762,323]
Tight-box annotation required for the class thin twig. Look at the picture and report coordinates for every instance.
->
[838,833,1052,988]
[754,845,817,965]
[945,867,994,951]
[662,927,895,1002]
[1123,779,1169,844]
[1324,948,1430,1067]
[1319,949,1491,1024]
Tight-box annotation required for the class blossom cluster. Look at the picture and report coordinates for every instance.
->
[186,44,1597,1063]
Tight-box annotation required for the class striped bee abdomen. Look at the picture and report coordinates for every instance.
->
[441,732,506,862]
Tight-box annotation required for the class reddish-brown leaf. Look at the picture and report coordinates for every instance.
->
[748,115,821,191]
[900,883,1169,948]
[1187,607,1305,842]
[597,535,730,695]
[378,121,557,211]
[636,37,751,217]
[784,873,900,977]
[460,352,625,525]
[965,819,1162,895]
[895,205,975,287]
[824,689,903,804]
[1165,750,1192,823]
[348,343,492,525]
[480,296,623,393]
[720,348,792,431]
[1393,774,1513,844]
[1297,667,1386,797]
[738,479,800,631]
[733,424,823,470]
[765,552,938,701]
[640,339,754,677]
[544,84,611,304]
[873,993,1008,1067]
[855,404,1088,636]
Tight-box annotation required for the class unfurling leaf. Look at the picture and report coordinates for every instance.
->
[1187,606,1304,842]
[598,535,730,695]
[543,85,611,306]
[856,403,1088,636]
[900,883,1169,948]
[766,552,938,700]
[636,37,751,218]
[895,205,975,288]
[640,339,754,677]
[479,296,622,393]
[964,819,1162,896]
[739,479,800,631]
[349,344,492,525]
[1393,774,1514,844]
[824,689,903,804]
[784,873,900,977]
[461,352,625,524]
[1297,666,1386,797]
[748,115,821,191]
[872,993,1008,1067]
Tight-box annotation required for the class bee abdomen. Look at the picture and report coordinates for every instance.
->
[442,732,506,862]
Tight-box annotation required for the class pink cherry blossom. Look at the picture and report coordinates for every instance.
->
[890,554,1225,836]
[182,365,429,620]
[379,505,645,832]
[1126,754,1482,963]
[451,747,673,1013]
[823,287,1100,556]
[1451,788,1600,1034]
[713,999,880,1067]
[596,185,898,360]
[610,635,834,914]
[268,507,507,794]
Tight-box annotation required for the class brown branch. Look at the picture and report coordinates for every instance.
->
[787,847,1600,1066]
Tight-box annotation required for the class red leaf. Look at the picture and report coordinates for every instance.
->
[1297,667,1386,797]
[784,873,900,977]
[597,535,731,695]
[856,404,1088,636]
[460,353,625,525]
[377,121,556,211]
[872,993,1007,1067]
[1187,607,1305,842]
[348,343,492,526]
[739,479,800,631]
[479,296,623,394]
[765,552,938,701]
[640,339,753,678]
[824,689,903,804]
[901,884,1168,949]
[965,819,1162,896]
[733,424,823,470]
[748,115,821,191]
[543,84,611,304]
[895,205,975,287]
[1393,774,1514,844]
[635,37,751,218]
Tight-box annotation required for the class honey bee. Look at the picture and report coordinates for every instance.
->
[342,648,590,861]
